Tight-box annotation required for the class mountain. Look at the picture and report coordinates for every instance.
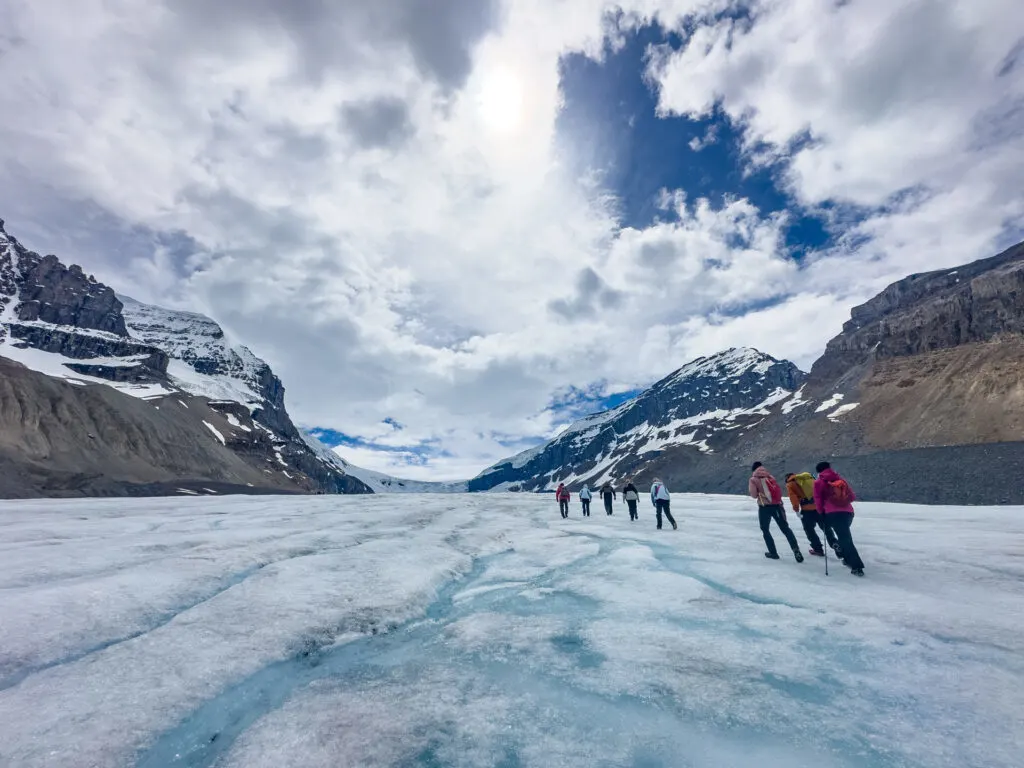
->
[697,238,1024,504]
[0,217,375,498]
[477,239,1024,504]
[470,348,807,491]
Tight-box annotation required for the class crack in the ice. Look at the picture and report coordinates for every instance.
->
[0,563,267,693]
[133,555,497,768]
[0,533,413,692]
[647,544,805,609]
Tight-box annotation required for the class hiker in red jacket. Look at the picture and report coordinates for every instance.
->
[813,462,865,576]
[555,483,571,519]
[748,462,803,562]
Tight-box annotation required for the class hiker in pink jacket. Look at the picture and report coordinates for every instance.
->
[748,462,803,562]
[813,462,865,576]
[555,483,571,519]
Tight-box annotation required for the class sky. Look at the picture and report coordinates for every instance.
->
[1,0,1022,480]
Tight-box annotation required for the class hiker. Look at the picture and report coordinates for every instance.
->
[622,480,640,521]
[579,484,592,517]
[600,482,616,515]
[555,483,570,519]
[649,478,677,530]
[785,471,841,558]
[748,462,804,562]
[813,462,865,576]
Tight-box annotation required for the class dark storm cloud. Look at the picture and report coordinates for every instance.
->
[171,0,499,89]
[341,97,414,149]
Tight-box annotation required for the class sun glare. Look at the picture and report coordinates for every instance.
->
[477,67,525,135]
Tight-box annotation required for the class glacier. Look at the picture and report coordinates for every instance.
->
[0,494,1021,767]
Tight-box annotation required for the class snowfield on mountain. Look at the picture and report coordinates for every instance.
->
[1,495,1021,768]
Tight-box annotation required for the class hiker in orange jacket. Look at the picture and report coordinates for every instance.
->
[785,472,841,558]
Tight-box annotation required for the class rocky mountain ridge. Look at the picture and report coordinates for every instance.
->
[470,348,813,491]
[0,218,372,497]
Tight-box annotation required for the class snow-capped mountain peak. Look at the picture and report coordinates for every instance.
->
[119,295,267,408]
[470,348,806,492]
[665,347,778,384]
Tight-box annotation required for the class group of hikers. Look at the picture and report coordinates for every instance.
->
[554,461,865,577]
[556,479,678,530]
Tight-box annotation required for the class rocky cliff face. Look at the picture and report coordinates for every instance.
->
[15,252,127,335]
[471,348,807,492]
[0,218,370,497]
[810,241,1024,386]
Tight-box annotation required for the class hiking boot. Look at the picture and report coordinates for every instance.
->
[851,568,865,577]
[671,522,678,530]
[765,552,780,560]
[809,548,825,557]
[793,550,804,563]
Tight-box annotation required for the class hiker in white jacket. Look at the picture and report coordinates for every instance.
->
[621,481,640,521]
[579,485,592,517]
[649,479,677,530]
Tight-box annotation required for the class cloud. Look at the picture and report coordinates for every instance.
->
[649,0,1024,268]
[688,124,717,152]
[341,98,415,149]
[548,267,625,320]
[0,0,1020,480]
[171,0,499,89]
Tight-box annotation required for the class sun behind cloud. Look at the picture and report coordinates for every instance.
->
[475,65,526,135]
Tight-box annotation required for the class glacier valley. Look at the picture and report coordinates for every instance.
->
[0,494,1021,767]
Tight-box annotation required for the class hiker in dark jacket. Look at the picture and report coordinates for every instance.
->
[813,462,865,576]
[785,472,841,558]
[621,481,640,521]
[600,482,616,515]
[748,462,803,563]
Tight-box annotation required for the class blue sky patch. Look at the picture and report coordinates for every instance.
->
[556,21,830,255]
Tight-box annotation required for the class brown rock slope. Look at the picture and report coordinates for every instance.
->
[641,240,1024,504]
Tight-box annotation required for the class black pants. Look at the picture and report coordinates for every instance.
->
[581,499,591,516]
[559,500,569,518]
[655,499,676,529]
[759,505,798,556]
[626,499,638,520]
[828,513,864,570]
[603,496,614,515]
[800,509,838,552]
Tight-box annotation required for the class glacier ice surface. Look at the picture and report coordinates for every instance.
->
[1,493,1022,767]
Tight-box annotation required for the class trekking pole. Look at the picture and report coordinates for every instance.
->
[824,534,829,576]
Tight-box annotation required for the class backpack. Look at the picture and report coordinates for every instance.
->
[624,489,638,502]
[792,473,815,501]
[758,475,783,505]
[828,478,853,505]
